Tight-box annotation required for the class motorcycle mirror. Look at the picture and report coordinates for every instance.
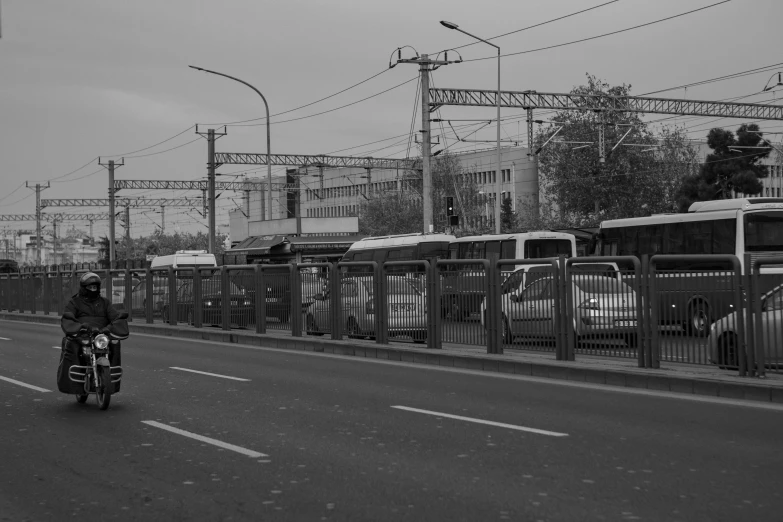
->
[117,312,129,320]
[62,312,76,320]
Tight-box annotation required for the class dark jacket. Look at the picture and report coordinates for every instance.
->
[61,288,123,335]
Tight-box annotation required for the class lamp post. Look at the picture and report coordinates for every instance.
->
[189,66,274,222]
[441,21,502,234]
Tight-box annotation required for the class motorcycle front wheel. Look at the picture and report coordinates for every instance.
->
[96,366,112,410]
[75,394,88,404]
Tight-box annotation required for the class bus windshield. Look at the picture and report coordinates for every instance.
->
[524,239,573,258]
[745,211,783,251]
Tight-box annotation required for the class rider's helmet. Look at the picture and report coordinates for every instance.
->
[79,272,102,298]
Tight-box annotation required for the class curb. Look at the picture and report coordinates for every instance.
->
[3,312,781,404]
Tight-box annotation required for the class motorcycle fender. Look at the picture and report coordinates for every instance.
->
[95,357,111,367]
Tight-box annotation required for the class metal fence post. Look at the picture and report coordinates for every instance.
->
[145,267,153,324]
[193,268,203,328]
[253,265,264,334]
[29,274,37,315]
[486,259,501,355]
[221,266,231,331]
[124,267,132,320]
[555,256,567,361]
[648,257,661,369]
[43,269,51,315]
[375,262,388,345]
[428,260,442,349]
[330,262,342,340]
[291,263,302,337]
[734,259,748,377]
[743,253,756,377]
[640,255,650,368]
[168,267,177,326]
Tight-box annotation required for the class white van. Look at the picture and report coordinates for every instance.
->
[149,250,217,270]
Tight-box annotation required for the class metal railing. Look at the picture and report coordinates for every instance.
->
[3,255,782,377]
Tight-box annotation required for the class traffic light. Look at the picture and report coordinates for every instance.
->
[446,196,454,216]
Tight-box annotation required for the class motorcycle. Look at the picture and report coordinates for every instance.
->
[61,312,129,410]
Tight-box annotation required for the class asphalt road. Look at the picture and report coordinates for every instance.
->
[1,318,781,521]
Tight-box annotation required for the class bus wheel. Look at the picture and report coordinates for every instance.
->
[687,301,710,338]
[718,333,738,369]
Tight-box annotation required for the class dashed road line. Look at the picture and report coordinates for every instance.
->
[0,376,51,393]
[141,420,267,458]
[170,367,250,382]
[0,337,11,341]
[392,405,569,437]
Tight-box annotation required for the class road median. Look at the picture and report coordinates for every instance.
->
[3,311,781,404]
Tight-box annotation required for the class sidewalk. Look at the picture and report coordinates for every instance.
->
[3,311,781,404]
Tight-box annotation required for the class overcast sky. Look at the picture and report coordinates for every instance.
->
[1,0,782,239]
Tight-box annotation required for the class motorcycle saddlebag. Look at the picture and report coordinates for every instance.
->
[56,338,86,395]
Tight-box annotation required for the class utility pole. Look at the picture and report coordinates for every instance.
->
[392,51,456,233]
[99,158,124,265]
[196,126,227,254]
[124,202,131,260]
[26,182,49,266]
[526,108,540,219]
[160,205,165,234]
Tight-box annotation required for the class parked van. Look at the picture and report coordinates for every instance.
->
[149,250,217,270]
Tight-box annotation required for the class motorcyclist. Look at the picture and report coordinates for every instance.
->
[60,272,126,367]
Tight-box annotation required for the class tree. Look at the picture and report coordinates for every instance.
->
[358,151,487,236]
[535,74,699,227]
[500,197,517,233]
[675,124,771,211]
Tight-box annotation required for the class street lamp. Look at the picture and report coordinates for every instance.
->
[189,65,274,222]
[440,20,502,234]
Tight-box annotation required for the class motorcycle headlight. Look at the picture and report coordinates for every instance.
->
[93,334,110,350]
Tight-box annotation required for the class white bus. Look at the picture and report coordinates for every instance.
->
[442,231,578,319]
[596,197,783,335]
[340,233,456,272]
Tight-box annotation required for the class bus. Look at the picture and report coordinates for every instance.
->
[596,197,783,335]
[442,231,578,319]
[340,233,455,271]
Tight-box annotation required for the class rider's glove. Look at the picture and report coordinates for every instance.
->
[100,326,111,335]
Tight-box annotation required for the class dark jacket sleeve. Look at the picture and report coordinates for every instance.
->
[61,298,85,335]
[104,299,129,338]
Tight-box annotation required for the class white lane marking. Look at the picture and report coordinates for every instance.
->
[53,346,61,350]
[0,376,51,393]
[141,420,267,458]
[392,405,569,437]
[0,337,11,341]
[170,367,250,382]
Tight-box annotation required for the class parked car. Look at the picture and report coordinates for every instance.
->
[305,275,427,342]
[708,283,783,369]
[161,277,254,328]
[238,270,328,323]
[480,262,623,329]
[492,273,638,346]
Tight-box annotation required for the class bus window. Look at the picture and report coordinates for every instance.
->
[638,225,662,256]
[745,212,783,251]
[501,240,515,260]
[713,219,737,254]
[524,239,573,258]
[685,221,711,254]
[485,241,500,263]
[619,227,638,256]
[663,222,685,254]
[420,242,449,260]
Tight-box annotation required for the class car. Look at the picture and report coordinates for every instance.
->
[305,275,427,342]
[708,283,783,369]
[494,273,638,347]
[480,261,623,328]
[161,277,254,328]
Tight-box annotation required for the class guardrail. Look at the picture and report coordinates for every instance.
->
[3,254,782,377]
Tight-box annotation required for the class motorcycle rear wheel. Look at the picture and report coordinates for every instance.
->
[96,366,112,410]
